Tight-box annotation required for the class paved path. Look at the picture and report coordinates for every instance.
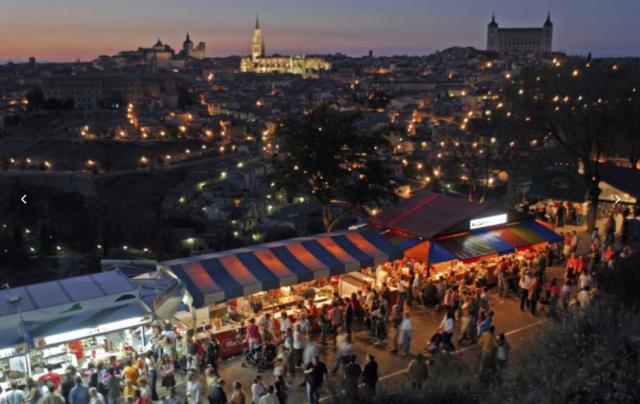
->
[206,266,564,404]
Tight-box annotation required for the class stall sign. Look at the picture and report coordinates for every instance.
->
[37,316,147,347]
[470,214,507,230]
[0,344,26,359]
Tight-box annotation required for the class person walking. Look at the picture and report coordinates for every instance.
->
[229,382,246,404]
[343,356,362,401]
[207,378,227,404]
[361,354,378,397]
[304,356,327,404]
[496,333,510,376]
[407,353,429,391]
[440,311,455,353]
[478,326,498,382]
[69,377,90,404]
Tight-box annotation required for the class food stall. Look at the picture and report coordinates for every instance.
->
[369,191,562,282]
[0,271,156,384]
[162,228,404,359]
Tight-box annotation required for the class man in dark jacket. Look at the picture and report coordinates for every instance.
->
[361,354,379,396]
[343,355,362,400]
[61,372,76,403]
[207,378,227,404]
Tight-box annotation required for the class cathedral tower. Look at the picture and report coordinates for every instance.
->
[251,16,265,61]
[487,13,499,52]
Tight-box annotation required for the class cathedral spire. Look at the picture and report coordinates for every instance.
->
[545,10,552,25]
[255,14,260,29]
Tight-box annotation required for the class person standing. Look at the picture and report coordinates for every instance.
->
[304,356,327,404]
[257,386,278,404]
[343,356,362,401]
[206,335,220,377]
[105,367,122,404]
[361,354,378,397]
[528,276,540,316]
[160,356,176,391]
[329,304,344,343]
[292,324,306,369]
[69,377,90,404]
[5,381,25,404]
[519,271,531,311]
[407,353,429,391]
[548,278,560,319]
[186,373,200,404]
[274,375,288,404]
[440,311,455,353]
[399,312,413,356]
[61,372,76,404]
[389,302,403,354]
[88,388,105,404]
[344,298,355,339]
[25,378,40,404]
[250,375,266,404]
[144,351,159,401]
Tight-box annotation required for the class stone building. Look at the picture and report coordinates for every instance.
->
[487,13,553,54]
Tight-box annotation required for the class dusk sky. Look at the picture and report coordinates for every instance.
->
[1,0,639,62]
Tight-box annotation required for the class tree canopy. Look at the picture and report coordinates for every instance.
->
[477,57,640,229]
[267,104,397,231]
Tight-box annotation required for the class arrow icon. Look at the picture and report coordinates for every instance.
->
[20,194,27,205]
[614,194,621,204]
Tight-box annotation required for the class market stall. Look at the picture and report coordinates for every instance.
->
[370,191,562,282]
[162,228,404,358]
[0,271,155,385]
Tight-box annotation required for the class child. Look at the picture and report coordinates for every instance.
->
[496,333,510,373]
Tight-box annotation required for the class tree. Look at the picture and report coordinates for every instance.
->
[267,104,397,231]
[486,57,640,231]
[462,99,547,204]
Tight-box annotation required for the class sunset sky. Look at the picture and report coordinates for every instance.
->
[1,0,639,62]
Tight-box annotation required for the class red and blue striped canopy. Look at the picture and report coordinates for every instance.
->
[429,220,562,264]
[162,229,403,307]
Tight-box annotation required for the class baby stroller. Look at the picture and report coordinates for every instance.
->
[243,342,277,370]
[427,332,442,355]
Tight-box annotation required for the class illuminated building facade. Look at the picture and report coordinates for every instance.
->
[240,17,331,77]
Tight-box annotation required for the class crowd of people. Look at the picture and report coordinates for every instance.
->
[2,210,635,404]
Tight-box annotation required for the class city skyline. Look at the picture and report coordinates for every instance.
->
[1,0,640,62]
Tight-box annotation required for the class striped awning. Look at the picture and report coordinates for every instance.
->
[162,229,403,307]
[430,220,561,263]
